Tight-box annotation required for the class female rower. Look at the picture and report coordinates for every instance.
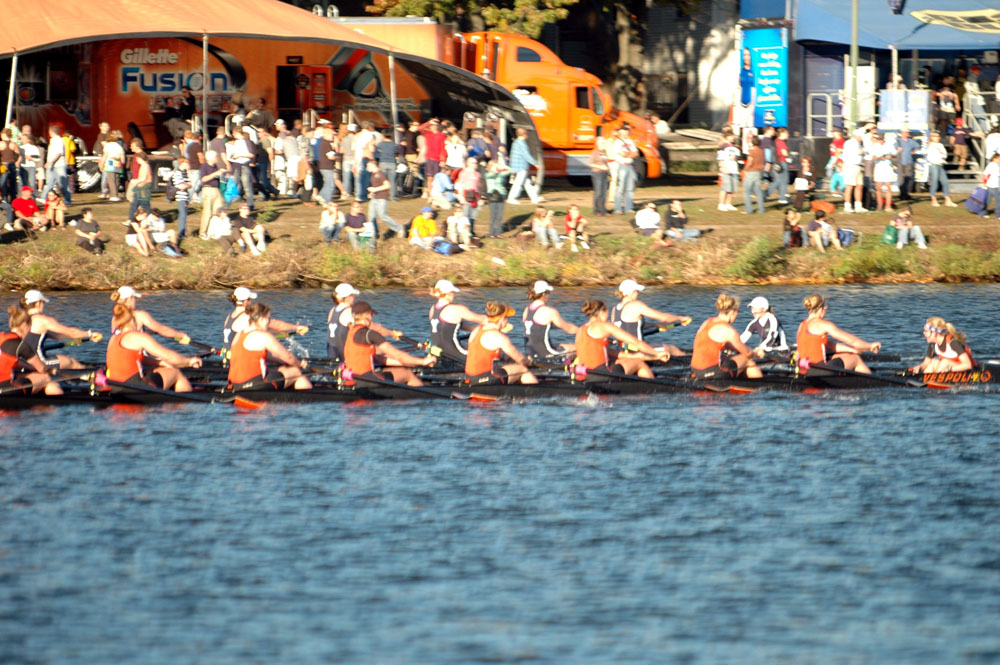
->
[796,294,881,374]
[1,305,64,395]
[227,302,312,390]
[222,286,309,348]
[15,289,102,370]
[344,301,435,387]
[466,302,538,385]
[690,293,762,380]
[909,317,976,373]
[739,295,789,357]
[521,280,578,362]
[428,279,487,363]
[326,282,400,362]
[612,279,692,358]
[110,286,191,342]
[106,304,202,392]
[574,300,669,379]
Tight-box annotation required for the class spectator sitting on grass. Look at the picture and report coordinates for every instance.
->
[319,200,344,244]
[429,170,458,209]
[233,203,267,255]
[409,207,440,250]
[807,209,842,252]
[10,185,46,234]
[665,200,704,241]
[633,201,670,247]
[207,207,239,254]
[74,207,106,255]
[891,206,927,250]
[530,206,562,249]
[445,203,473,248]
[341,200,373,252]
[128,209,182,258]
[43,190,66,228]
[564,204,590,251]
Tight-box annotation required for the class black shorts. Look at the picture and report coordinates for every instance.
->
[638,227,659,237]
[231,369,286,391]
[464,368,508,385]
[691,357,738,380]
[805,356,844,375]
[119,371,166,389]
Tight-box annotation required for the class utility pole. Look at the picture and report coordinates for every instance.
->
[849,0,859,130]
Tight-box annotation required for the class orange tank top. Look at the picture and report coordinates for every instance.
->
[106,331,144,381]
[343,323,376,377]
[574,321,608,369]
[690,319,728,370]
[228,330,267,384]
[0,331,21,382]
[796,318,828,365]
[465,326,501,375]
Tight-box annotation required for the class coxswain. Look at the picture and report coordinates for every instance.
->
[105,304,202,392]
[796,294,881,374]
[227,302,312,390]
[326,283,401,362]
[690,293,762,379]
[739,296,789,357]
[428,279,487,363]
[1,305,64,395]
[465,301,538,385]
[15,289,102,370]
[909,317,976,373]
[521,280,578,362]
[343,301,435,386]
[222,286,309,348]
[110,286,191,342]
[574,300,669,378]
[613,279,691,358]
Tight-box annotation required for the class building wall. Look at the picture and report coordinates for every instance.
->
[643,0,740,128]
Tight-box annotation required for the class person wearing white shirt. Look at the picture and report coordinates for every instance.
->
[981,153,1000,219]
[984,127,1000,161]
[716,134,740,212]
[633,201,669,246]
[445,204,472,247]
[227,127,256,210]
[840,130,865,213]
[926,131,957,207]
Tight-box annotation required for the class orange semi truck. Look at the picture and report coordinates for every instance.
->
[342,19,663,181]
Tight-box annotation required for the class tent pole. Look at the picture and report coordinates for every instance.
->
[202,33,209,151]
[849,0,858,130]
[4,53,18,129]
[388,54,398,141]
[912,50,919,88]
[890,46,897,90]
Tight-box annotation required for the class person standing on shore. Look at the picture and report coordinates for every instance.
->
[506,127,542,205]
[484,159,510,238]
[717,132,740,212]
[198,151,226,240]
[742,136,765,214]
[589,136,610,216]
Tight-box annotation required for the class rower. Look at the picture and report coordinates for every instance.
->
[344,301,435,387]
[465,301,538,385]
[111,286,191,342]
[106,304,203,392]
[521,280,578,362]
[612,279,691,358]
[1,305,64,395]
[796,294,881,374]
[227,302,312,390]
[739,296,789,357]
[690,293,762,380]
[909,317,976,373]
[222,286,309,348]
[574,300,669,379]
[327,282,400,362]
[15,289,102,370]
[428,279,487,363]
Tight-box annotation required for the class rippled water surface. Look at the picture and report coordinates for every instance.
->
[1,285,999,664]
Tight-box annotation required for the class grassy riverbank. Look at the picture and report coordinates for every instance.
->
[3,180,999,292]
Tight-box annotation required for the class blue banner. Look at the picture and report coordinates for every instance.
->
[740,28,788,127]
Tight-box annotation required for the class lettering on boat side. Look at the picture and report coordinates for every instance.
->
[922,370,992,384]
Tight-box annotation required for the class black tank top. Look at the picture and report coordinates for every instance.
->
[522,301,557,357]
[612,302,642,345]
[429,302,466,358]
[327,303,350,360]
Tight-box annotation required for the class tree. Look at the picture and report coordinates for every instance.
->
[365,0,579,38]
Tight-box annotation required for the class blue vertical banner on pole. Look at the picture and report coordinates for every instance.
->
[741,27,788,127]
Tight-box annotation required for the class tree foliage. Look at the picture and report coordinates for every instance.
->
[365,0,579,39]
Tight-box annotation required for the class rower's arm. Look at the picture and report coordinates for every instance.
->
[377,341,434,367]
[637,302,690,326]
[136,310,186,341]
[602,321,665,359]
[262,333,300,367]
[450,305,488,327]
[719,326,754,359]
[820,320,879,353]
[371,322,401,340]
[268,318,309,336]
[38,316,101,342]
[548,310,579,335]
[137,333,200,368]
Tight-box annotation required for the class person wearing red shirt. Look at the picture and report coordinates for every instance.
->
[419,118,447,189]
[10,186,44,233]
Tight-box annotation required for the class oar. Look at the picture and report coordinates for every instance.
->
[804,361,942,388]
[640,322,680,338]
[42,337,97,352]
[536,361,750,394]
[351,371,496,402]
[0,369,96,395]
[97,374,263,409]
[397,334,466,365]
[177,338,225,357]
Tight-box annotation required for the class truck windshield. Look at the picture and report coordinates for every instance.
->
[516,47,541,63]
[592,88,605,115]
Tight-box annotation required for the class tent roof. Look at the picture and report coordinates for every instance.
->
[0,0,400,56]
[795,0,1000,50]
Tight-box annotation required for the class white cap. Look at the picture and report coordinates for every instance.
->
[433,279,460,294]
[334,283,360,299]
[618,279,645,295]
[233,286,257,301]
[274,118,286,126]
[117,286,142,300]
[317,118,331,125]
[24,289,49,304]
[532,280,554,294]
[748,296,769,310]
[347,123,359,131]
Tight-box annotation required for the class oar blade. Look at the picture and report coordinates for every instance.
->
[233,395,264,409]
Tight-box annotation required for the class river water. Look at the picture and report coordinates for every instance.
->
[1,285,998,664]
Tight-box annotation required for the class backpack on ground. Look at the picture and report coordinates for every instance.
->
[881,224,898,244]
[965,187,988,215]
[432,239,463,256]
[838,227,856,247]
